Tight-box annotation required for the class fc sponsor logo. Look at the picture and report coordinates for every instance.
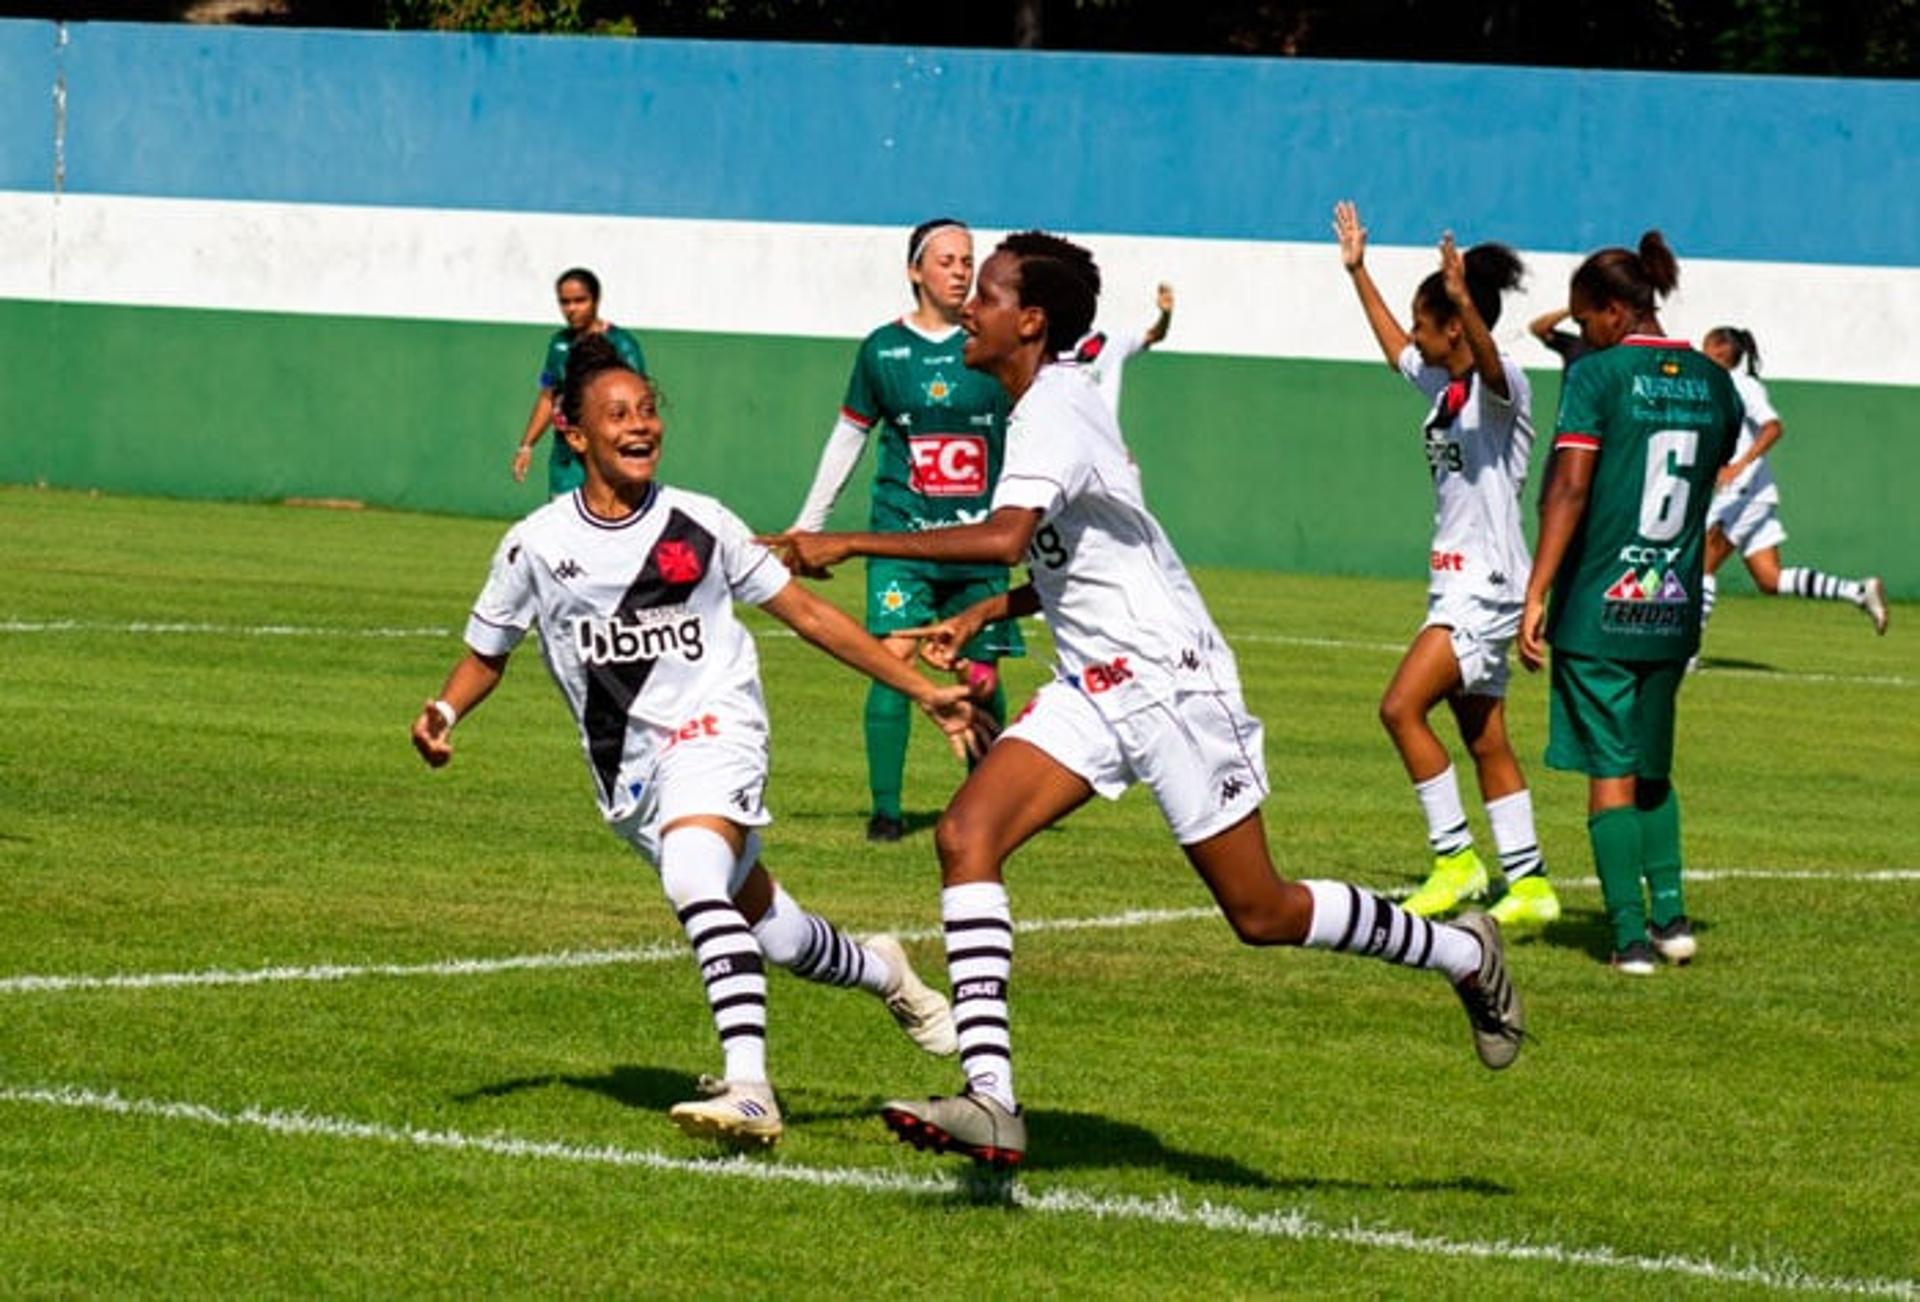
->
[574,610,706,664]
[907,433,987,497]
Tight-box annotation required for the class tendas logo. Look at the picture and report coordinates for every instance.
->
[653,539,704,585]
[573,610,707,665]
[1601,564,1690,633]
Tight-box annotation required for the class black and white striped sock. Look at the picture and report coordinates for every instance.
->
[943,881,1015,1111]
[1779,567,1864,604]
[1413,765,1473,857]
[1301,879,1480,982]
[751,884,889,995]
[661,826,767,1084]
[1486,789,1545,884]
[1701,572,1719,632]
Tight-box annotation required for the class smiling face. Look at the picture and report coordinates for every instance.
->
[910,227,975,317]
[1409,300,1460,367]
[564,368,663,495]
[960,250,1040,374]
[557,277,598,333]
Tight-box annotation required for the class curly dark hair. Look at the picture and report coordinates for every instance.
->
[997,230,1102,353]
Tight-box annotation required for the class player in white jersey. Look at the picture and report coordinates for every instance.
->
[1695,326,1888,656]
[410,336,984,1150]
[1335,202,1561,933]
[1074,281,1174,414]
[765,231,1525,1169]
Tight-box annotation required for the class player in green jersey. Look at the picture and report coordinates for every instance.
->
[788,219,1025,842]
[512,267,648,498]
[1519,232,1742,975]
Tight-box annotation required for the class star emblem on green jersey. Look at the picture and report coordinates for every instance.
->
[922,374,955,405]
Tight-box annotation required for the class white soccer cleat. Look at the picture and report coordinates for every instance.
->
[669,1077,782,1148]
[867,933,958,1057]
[1861,576,1889,635]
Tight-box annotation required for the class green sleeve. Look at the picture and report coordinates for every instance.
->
[608,327,647,376]
[538,334,567,391]
[1554,353,1606,442]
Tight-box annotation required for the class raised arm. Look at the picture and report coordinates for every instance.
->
[411,650,510,766]
[1519,448,1597,671]
[1440,233,1510,400]
[1528,305,1572,345]
[1141,282,1175,348]
[1333,200,1410,367]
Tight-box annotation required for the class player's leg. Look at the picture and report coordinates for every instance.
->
[1449,693,1560,934]
[1381,626,1486,916]
[1697,526,1735,664]
[1627,661,1696,965]
[1761,544,1889,634]
[863,562,934,842]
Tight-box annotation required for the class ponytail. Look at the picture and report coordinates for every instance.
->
[1414,241,1525,329]
[1706,325,1763,376]
[1571,229,1681,317]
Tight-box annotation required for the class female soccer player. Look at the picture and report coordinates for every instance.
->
[511,268,648,498]
[1335,202,1560,933]
[1519,233,1743,974]
[1696,326,1888,651]
[1527,304,1594,372]
[767,231,1525,1168]
[787,219,1024,843]
[418,336,974,1148]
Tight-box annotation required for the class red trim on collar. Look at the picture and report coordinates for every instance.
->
[1620,335,1692,349]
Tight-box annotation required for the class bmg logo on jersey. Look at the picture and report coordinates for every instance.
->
[907,433,987,497]
[573,610,706,665]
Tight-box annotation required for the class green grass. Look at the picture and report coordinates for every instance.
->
[1,484,1914,1297]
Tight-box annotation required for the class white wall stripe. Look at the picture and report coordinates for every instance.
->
[1,191,1913,386]
[0,1083,1909,1297]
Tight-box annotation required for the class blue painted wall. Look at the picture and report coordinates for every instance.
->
[0,22,55,190]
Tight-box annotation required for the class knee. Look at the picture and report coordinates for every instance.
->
[1378,691,1416,736]
[1635,778,1673,811]
[1221,885,1312,947]
[933,805,993,881]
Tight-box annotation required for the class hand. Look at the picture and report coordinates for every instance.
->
[511,445,533,484]
[1333,200,1367,271]
[896,613,983,672]
[1439,232,1470,305]
[918,684,997,763]
[1518,595,1548,672]
[411,700,454,767]
[755,531,848,579]
[1717,461,1744,488]
[1156,282,1175,313]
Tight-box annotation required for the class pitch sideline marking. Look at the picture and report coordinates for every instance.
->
[1,618,1909,688]
[4,873,1915,997]
[0,1083,1909,1298]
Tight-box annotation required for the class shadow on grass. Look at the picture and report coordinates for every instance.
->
[1532,903,1713,965]
[1692,655,1777,673]
[455,1063,696,1112]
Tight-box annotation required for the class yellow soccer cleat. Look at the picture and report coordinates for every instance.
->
[1489,875,1562,935]
[1404,847,1488,918]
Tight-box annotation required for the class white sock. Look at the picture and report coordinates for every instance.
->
[943,881,1015,1111]
[1486,789,1545,884]
[1301,879,1481,982]
[1700,572,1718,633]
[751,884,890,995]
[1413,765,1473,856]
[660,826,767,1084]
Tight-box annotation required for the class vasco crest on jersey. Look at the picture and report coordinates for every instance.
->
[653,539,705,585]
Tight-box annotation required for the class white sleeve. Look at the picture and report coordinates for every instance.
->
[789,417,869,532]
[1397,343,1448,399]
[711,503,792,607]
[1109,327,1145,361]
[464,526,535,657]
[1736,372,1780,427]
[991,391,1089,516]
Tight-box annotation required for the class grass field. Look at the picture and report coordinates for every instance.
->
[2,484,1914,1297]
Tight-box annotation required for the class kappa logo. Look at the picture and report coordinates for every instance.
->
[1179,649,1202,672]
[1220,775,1248,805]
[653,539,704,585]
[730,784,758,814]
[553,558,584,581]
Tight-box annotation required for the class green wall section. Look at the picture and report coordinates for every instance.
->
[3,299,1914,594]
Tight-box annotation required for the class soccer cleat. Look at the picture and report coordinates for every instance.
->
[1448,912,1525,1070]
[669,1078,782,1148]
[1404,847,1489,918]
[866,813,905,843]
[1611,940,1657,976]
[866,933,958,1056]
[1488,875,1562,935]
[1861,576,1889,635]
[881,1091,1026,1168]
[1650,916,1697,965]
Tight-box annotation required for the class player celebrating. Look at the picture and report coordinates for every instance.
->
[1075,281,1174,414]
[1334,202,1560,933]
[1519,233,1742,974]
[418,335,972,1147]
[788,218,1024,843]
[766,231,1525,1168]
[512,268,647,498]
[1696,326,1888,653]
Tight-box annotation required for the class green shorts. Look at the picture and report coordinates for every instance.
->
[1545,650,1686,780]
[866,558,1026,662]
[548,445,586,497]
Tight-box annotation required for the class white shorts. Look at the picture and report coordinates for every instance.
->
[609,734,773,867]
[1423,592,1521,698]
[1708,485,1787,556]
[1003,679,1269,845]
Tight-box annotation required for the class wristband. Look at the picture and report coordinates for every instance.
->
[429,699,459,730]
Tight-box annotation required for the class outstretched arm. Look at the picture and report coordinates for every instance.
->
[1333,200,1409,367]
[761,506,1042,578]
[1440,232,1510,400]
[411,650,510,766]
[1141,282,1175,348]
[1519,449,1597,671]
[899,583,1042,671]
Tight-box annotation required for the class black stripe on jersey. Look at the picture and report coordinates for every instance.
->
[582,507,719,804]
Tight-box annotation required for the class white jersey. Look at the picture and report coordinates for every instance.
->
[464,485,791,822]
[1397,344,1534,604]
[1714,368,1781,505]
[1082,327,1146,413]
[991,363,1239,720]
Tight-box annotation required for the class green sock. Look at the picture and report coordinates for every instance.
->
[1639,786,1686,927]
[864,681,910,819]
[1588,806,1646,953]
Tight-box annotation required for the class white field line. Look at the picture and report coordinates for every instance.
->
[1,618,1909,688]
[5,872,1914,998]
[0,1083,1910,1298]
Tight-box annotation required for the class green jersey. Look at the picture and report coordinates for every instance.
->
[539,325,648,489]
[1546,336,1742,662]
[841,320,1010,581]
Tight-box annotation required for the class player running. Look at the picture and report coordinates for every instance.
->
[1334,201,1561,933]
[1695,326,1888,656]
[1075,281,1174,414]
[1520,233,1742,974]
[787,219,1024,843]
[417,335,975,1148]
[512,267,648,498]
[765,231,1525,1168]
